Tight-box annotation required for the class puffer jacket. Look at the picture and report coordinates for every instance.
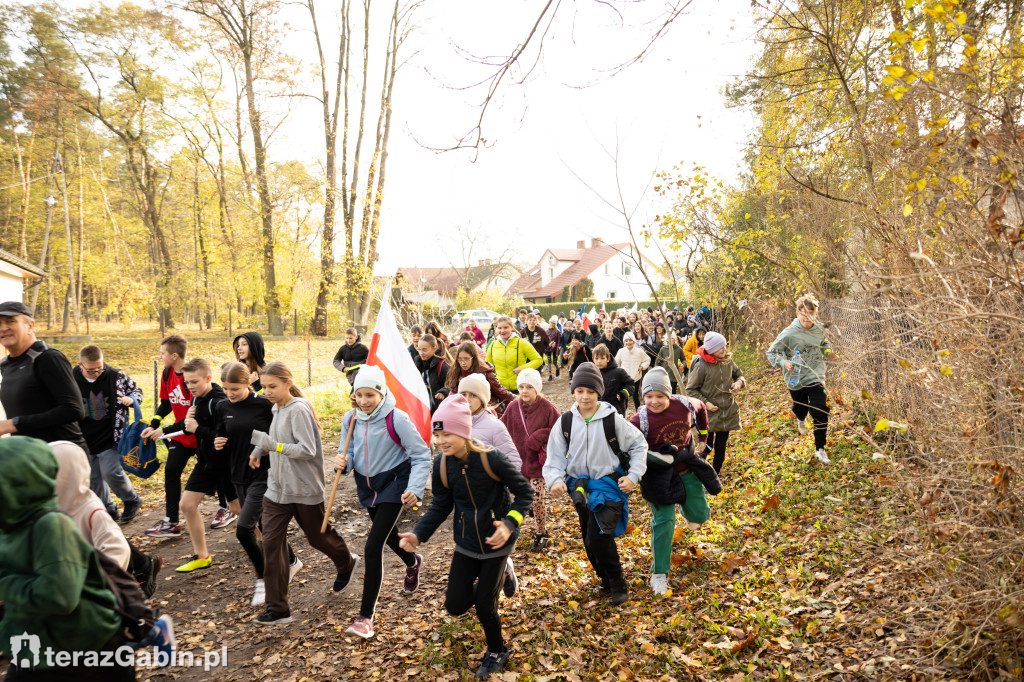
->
[413,448,534,558]
[686,350,745,432]
[471,410,522,470]
[598,356,634,415]
[683,329,705,368]
[339,391,432,507]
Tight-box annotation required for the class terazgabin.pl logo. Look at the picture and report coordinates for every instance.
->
[10,633,41,669]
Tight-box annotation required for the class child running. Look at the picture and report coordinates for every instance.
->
[629,367,721,596]
[163,358,240,573]
[333,365,431,640]
[214,361,301,607]
[398,395,533,679]
[615,331,651,413]
[445,341,516,413]
[457,374,522,470]
[500,368,560,550]
[544,362,647,604]
[141,335,196,538]
[766,294,834,464]
[414,333,451,413]
[685,331,745,475]
[592,344,634,416]
[249,362,359,625]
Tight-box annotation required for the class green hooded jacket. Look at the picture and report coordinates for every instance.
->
[766,318,833,389]
[0,436,121,667]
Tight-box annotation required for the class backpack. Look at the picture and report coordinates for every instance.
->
[636,394,699,438]
[30,511,157,643]
[559,410,630,475]
[119,398,160,478]
[438,448,502,489]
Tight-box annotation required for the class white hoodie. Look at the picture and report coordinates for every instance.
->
[52,440,131,570]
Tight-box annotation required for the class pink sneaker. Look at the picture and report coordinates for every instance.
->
[403,553,423,594]
[346,616,374,639]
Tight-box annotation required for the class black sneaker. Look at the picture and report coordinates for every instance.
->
[530,533,549,551]
[475,647,510,678]
[609,590,630,605]
[108,507,121,522]
[120,499,142,524]
[502,558,518,598]
[254,609,292,626]
[555,367,560,377]
[333,554,360,592]
[140,554,162,598]
[599,578,612,597]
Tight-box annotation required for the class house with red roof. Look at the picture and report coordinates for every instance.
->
[508,238,666,304]
[397,260,522,308]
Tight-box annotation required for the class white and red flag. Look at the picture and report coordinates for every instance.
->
[366,282,431,442]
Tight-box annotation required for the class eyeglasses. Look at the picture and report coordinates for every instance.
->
[81,366,104,375]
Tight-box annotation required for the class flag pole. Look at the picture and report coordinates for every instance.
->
[322,412,357,533]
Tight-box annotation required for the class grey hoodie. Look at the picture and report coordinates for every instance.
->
[250,396,325,505]
[542,401,648,488]
[766,318,832,389]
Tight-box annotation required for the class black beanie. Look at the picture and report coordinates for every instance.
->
[570,362,605,396]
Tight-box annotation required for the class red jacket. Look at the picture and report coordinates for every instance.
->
[500,395,561,478]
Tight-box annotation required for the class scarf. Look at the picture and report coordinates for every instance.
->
[698,347,718,364]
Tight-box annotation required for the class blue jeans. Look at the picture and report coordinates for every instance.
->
[90,447,141,512]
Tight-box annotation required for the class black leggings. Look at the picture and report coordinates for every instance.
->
[164,441,195,523]
[128,541,151,581]
[360,503,415,618]
[789,383,830,450]
[705,431,730,474]
[445,552,508,652]
[234,481,294,579]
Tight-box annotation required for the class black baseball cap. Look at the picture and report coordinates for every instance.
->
[0,301,33,318]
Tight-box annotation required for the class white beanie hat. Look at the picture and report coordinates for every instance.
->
[703,331,727,354]
[353,365,387,396]
[457,373,491,405]
[623,331,637,343]
[516,368,543,394]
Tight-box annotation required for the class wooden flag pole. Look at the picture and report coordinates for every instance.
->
[322,412,357,533]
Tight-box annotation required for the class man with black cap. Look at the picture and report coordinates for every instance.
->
[0,301,89,452]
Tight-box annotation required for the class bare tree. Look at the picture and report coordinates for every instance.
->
[439,223,520,292]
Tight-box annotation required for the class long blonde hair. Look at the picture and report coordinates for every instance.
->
[261,361,320,430]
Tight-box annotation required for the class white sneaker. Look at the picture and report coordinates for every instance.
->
[651,573,669,596]
[797,420,809,436]
[289,557,303,583]
[815,449,831,464]
[251,579,266,607]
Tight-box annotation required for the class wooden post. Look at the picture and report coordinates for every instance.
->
[293,309,298,336]
[228,307,233,338]
[152,360,158,412]
[306,337,312,387]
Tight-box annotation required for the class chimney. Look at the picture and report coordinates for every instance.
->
[592,237,603,247]
[576,240,586,249]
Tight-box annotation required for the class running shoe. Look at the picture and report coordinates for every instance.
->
[175,555,212,573]
[146,519,183,538]
[345,616,375,639]
[403,554,423,594]
[254,609,292,626]
[210,507,237,529]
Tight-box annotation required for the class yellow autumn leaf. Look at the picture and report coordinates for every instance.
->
[640,642,656,654]
[903,204,913,217]
[954,11,967,25]
[745,213,751,219]
[885,65,906,78]
[922,70,935,82]
[940,364,953,375]
[898,358,912,368]
[874,418,891,432]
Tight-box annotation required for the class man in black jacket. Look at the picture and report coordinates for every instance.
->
[0,300,90,451]
[333,328,369,386]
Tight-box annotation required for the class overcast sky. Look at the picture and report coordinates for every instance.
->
[275,0,760,275]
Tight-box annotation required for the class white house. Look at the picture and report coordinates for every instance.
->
[510,238,668,303]
[0,249,44,305]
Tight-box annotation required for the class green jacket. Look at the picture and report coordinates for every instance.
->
[766,318,832,389]
[686,354,744,432]
[486,335,543,391]
[0,437,120,667]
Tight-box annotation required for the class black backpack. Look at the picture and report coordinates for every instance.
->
[30,511,156,642]
[559,411,630,475]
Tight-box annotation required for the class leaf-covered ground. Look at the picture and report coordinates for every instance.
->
[78,366,952,682]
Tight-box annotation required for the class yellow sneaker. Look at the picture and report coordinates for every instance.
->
[175,555,212,573]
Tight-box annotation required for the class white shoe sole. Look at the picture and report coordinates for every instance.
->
[345,625,375,639]
[289,558,304,583]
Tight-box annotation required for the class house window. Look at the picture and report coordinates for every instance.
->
[608,291,617,299]
[548,255,556,267]
[621,262,632,276]
[548,268,554,280]
[604,264,609,274]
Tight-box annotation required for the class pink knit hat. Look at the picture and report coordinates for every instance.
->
[431,394,473,439]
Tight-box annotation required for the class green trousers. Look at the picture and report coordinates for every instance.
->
[649,472,711,574]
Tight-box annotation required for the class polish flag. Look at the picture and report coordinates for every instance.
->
[366,282,431,442]
[589,306,599,321]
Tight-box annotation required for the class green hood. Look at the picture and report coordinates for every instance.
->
[0,436,59,533]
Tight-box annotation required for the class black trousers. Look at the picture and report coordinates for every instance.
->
[445,552,508,652]
[360,503,415,618]
[163,441,195,523]
[789,383,830,450]
[574,501,627,594]
[705,431,730,474]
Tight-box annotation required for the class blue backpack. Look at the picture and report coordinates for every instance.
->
[119,398,160,478]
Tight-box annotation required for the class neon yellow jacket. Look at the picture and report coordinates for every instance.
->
[486,335,543,391]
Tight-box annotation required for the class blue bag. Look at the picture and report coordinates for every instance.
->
[119,398,161,478]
